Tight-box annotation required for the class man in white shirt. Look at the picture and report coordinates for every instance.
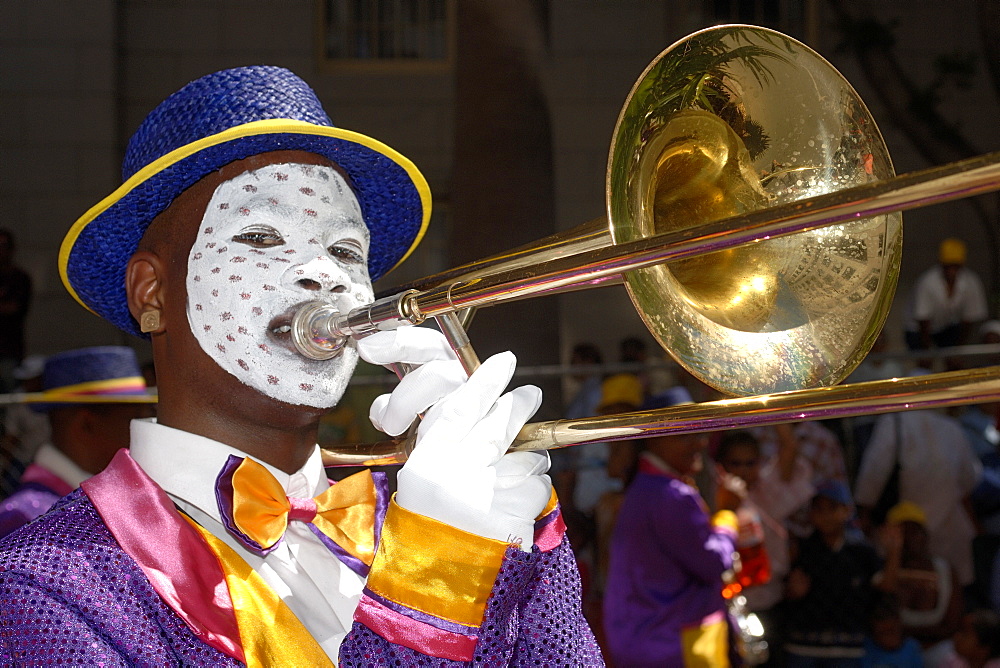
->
[0,346,153,538]
[855,405,982,586]
[905,237,989,358]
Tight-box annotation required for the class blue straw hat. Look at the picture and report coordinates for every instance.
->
[641,386,694,411]
[59,65,431,337]
[33,346,151,412]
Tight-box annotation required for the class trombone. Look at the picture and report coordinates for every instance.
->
[304,25,1000,466]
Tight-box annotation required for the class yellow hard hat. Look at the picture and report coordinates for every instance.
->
[939,238,967,265]
[886,501,927,526]
[598,373,643,411]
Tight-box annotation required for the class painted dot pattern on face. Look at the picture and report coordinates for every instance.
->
[187,163,374,408]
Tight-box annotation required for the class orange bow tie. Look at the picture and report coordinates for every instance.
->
[215,455,378,570]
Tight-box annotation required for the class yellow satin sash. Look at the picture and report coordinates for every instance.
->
[184,516,334,667]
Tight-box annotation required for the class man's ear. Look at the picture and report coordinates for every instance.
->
[126,251,167,334]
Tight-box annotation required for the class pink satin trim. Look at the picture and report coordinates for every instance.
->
[354,595,477,662]
[20,463,74,496]
[533,508,567,553]
[81,450,246,664]
[700,610,726,627]
[287,496,317,522]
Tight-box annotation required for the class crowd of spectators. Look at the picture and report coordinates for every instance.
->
[559,321,1000,666]
[2,229,999,664]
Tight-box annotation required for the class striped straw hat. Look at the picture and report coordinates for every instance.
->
[34,346,150,410]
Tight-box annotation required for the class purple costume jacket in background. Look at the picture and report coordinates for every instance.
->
[0,463,72,540]
[603,457,737,667]
[0,461,601,665]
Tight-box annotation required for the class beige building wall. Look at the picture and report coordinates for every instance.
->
[2,0,998,406]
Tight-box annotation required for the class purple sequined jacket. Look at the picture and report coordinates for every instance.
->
[0,486,601,666]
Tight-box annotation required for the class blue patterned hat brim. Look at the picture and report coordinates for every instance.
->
[60,120,431,338]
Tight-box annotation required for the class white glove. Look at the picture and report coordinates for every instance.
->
[357,327,551,551]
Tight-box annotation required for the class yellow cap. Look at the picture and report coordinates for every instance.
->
[598,373,643,411]
[886,501,927,526]
[939,238,967,265]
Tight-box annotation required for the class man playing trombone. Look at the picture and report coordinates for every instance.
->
[0,66,600,666]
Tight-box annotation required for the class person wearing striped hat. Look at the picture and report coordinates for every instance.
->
[0,66,599,666]
[0,346,153,538]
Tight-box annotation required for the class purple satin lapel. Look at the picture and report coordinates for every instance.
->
[372,470,388,553]
[81,450,246,664]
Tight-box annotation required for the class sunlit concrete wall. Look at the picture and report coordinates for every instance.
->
[2,0,998,404]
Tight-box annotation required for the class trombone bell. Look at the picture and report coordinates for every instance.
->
[609,25,902,396]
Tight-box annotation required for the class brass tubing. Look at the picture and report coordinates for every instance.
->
[403,151,1000,320]
[321,365,1000,467]
[384,217,612,296]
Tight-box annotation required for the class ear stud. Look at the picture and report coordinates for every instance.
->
[140,310,161,333]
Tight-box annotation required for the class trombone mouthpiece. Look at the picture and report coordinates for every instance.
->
[291,301,347,360]
[290,291,426,361]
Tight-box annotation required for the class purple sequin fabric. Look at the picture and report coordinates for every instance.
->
[0,483,63,540]
[0,488,601,666]
[0,490,241,666]
[339,536,604,666]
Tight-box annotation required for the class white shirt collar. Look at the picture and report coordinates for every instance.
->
[129,418,329,522]
[640,450,679,477]
[34,442,92,489]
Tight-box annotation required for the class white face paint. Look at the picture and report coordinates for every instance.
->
[187,163,373,408]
